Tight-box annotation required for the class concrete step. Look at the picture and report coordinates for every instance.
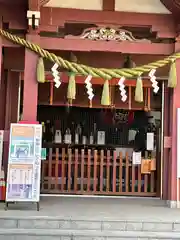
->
[1,216,180,239]
[0,217,180,232]
[0,228,180,240]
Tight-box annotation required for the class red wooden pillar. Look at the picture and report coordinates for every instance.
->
[4,71,20,129]
[0,70,6,130]
[0,21,5,130]
[0,17,2,86]
[167,51,180,207]
[22,34,39,121]
[3,71,20,172]
[162,86,170,200]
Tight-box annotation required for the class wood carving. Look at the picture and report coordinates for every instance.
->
[81,27,150,42]
[66,27,150,42]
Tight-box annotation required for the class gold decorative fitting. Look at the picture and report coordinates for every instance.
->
[27,10,40,28]
[81,27,150,42]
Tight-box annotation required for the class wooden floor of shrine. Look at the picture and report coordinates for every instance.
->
[1,197,180,221]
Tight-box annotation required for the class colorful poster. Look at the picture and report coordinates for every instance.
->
[6,123,42,202]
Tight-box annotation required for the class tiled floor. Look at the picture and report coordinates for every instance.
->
[0,196,180,222]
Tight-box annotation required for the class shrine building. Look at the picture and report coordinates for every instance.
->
[0,0,180,208]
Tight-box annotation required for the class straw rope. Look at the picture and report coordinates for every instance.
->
[0,29,179,79]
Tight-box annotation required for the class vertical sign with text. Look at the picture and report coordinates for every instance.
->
[6,123,42,202]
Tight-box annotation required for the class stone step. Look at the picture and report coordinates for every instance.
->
[0,217,180,233]
[0,228,180,240]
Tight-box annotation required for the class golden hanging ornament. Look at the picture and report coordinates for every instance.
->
[135,76,143,103]
[36,57,45,83]
[67,72,76,106]
[168,60,177,88]
[101,80,111,106]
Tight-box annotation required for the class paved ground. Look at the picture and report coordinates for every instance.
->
[0,196,180,222]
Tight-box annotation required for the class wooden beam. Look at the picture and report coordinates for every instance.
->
[0,4,27,30]
[3,35,173,55]
[21,72,152,87]
[0,0,26,5]
[28,0,40,10]
[40,37,174,55]
[2,39,20,48]
[103,0,115,11]
[41,8,176,37]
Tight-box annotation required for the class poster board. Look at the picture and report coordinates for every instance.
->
[6,123,42,203]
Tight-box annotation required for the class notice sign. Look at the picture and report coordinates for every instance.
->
[6,123,42,202]
[146,132,154,151]
[132,152,141,165]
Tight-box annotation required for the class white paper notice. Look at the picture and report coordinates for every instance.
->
[146,132,154,151]
[132,152,141,165]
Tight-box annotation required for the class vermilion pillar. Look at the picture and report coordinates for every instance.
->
[167,40,180,207]
[3,71,20,172]
[0,28,2,86]
[22,34,39,121]
[4,71,20,129]
[162,86,170,200]
[0,21,5,130]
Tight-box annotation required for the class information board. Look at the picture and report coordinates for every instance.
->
[6,123,42,202]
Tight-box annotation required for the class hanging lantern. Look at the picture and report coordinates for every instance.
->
[123,55,136,68]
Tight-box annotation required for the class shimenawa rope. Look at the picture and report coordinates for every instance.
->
[0,29,179,79]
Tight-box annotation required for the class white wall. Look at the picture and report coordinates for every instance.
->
[44,0,103,10]
[45,0,170,14]
[115,0,170,14]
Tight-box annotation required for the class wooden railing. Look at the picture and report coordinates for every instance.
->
[41,147,156,196]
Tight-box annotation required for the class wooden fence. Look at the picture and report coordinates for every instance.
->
[41,147,156,196]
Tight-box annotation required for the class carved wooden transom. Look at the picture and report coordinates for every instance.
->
[80,27,150,42]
